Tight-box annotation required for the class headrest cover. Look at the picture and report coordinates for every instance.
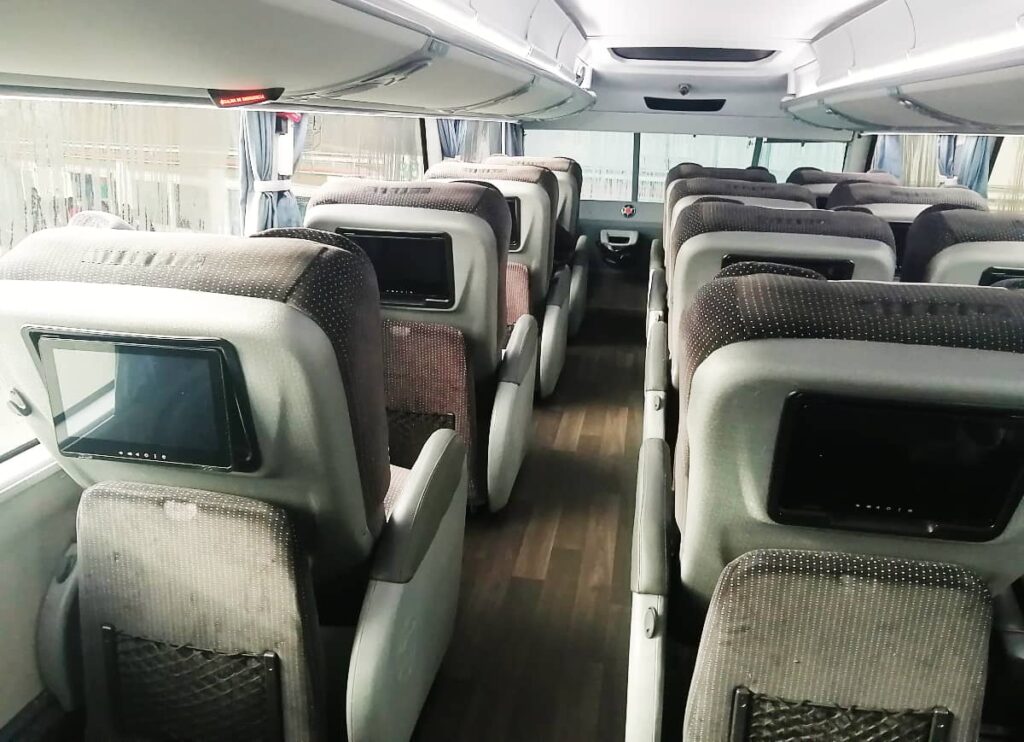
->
[486,155,583,191]
[68,210,134,229]
[787,168,900,187]
[826,183,989,211]
[683,274,1024,395]
[715,261,828,281]
[667,178,817,216]
[308,179,512,256]
[0,226,390,528]
[424,161,559,217]
[903,209,1024,282]
[674,200,895,252]
[666,163,777,187]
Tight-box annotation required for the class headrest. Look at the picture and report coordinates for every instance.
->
[903,209,1024,283]
[683,274,1024,395]
[308,178,512,255]
[486,155,583,191]
[667,178,817,217]
[674,200,895,252]
[0,226,390,529]
[665,163,776,187]
[787,168,900,187]
[993,278,1024,290]
[424,161,559,217]
[68,210,134,229]
[826,183,989,212]
[715,261,828,281]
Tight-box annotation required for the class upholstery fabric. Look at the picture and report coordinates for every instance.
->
[78,481,323,742]
[994,278,1024,290]
[685,550,991,742]
[385,465,411,518]
[1,227,390,529]
[826,183,990,211]
[505,262,532,332]
[67,210,134,229]
[381,319,479,506]
[665,163,776,186]
[902,209,1024,282]
[487,154,583,192]
[786,168,900,187]
[714,261,827,281]
[424,161,560,222]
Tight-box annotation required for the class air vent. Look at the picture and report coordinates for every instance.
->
[645,97,726,112]
[612,47,775,63]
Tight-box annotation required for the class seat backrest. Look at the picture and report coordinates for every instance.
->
[826,183,989,263]
[786,167,901,207]
[903,208,1024,285]
[486,154,582,236]
[664,163,776,188]
[424,160,558,304]
[675,273,1024,601]
[0,227,389,581]
[304,179,509,378]
[667,201,896,385]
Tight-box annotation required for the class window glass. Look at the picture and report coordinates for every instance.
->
[294,114,423,188]
[638,134,757,202]
[525,129,634,201]
[0,415,35,463]
[758,140,848,184]
[988,136,1024,212]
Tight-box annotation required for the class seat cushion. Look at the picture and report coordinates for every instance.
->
[685,550,991,742]
[505,262,531,335]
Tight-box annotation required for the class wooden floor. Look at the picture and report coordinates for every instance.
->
[415,269,648,742]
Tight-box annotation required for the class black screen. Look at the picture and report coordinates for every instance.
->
[721,254,855,280]
[769,392,1024,541]
[980,266,1024,286]
[506,197,522,252]
[37,337,237,469]
[340,229,455,308]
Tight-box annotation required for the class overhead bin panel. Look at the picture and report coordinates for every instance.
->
[524,90,594,121]
[813,30,856,86]
[787,101,859,131]
[900,66,1024,128]
[906,0,1024,56]
[846,2,915,73]
[825,90,951,129]
[528,0,572,61]
[474,78,578,117]
[557,25,586,74]
[473,0,534,40]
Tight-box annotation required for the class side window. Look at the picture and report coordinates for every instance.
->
[525,129,634,201]
[638,134,758,202]
[989,136,1024,212]
[758,140,848,183]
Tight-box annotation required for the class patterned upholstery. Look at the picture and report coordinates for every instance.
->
[381,319,479,505]
[487,154,583,193]
[505,262,531,332]
[67,210,134,229]
[424,161,560,223]
[786,168,900,187]
[78,481,323,741]
[0,226,390,528]
[714,261,827,281]
[665,163,776,186]
[685,550,991,742]
[902,209,1024,283]
[826,183,989,211]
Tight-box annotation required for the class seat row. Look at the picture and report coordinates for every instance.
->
[0,153,586,741]
[629,161,1024,740]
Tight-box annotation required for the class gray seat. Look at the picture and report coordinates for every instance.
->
[686,549,991,742]
[0,226,468,741]
[786,167,900,207]
[304,179,537,512]
[664,162,776,189]
[666,200,896,385]
[423,161,569,398]
[826,183,989,265]
[903,208,1024,285]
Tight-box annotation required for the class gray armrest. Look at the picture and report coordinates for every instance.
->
[631,439,670,596]
[373,429,467,583]
[645,320,668,393]
[500,314,539,385]
[547,266,571,308]
[573,234,590,263]
[650,238,665,269]
[648,268,667,317]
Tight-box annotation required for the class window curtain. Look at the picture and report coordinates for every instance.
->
[437,118,465,159]
[462,120,503,162]
[872,133,995,195]
[871,135,903,180]
[901,134,941,187]
[954,136,996,197]
[937,136,958,179]
[504,123,525,156]
[239,111,309,234]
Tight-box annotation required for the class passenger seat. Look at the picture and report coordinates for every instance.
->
[787,166,900,207]
[902,207,1024,285]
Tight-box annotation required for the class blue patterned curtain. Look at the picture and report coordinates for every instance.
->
[437,119,465,159]
[937,136,958,178]
[239,112,309,233]
[504,123,525,156]
[871,135,903,180]
[955,136,996,197]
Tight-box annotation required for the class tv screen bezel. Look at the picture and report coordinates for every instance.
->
[338,228,457,309]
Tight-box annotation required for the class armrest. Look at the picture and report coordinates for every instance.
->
[500,314,539,385]
[573,234,590,263]
[645,320,668,394]
[648,268,667,318]
[372,429,466,584]
[631,439,670,596]
[650,238,665,270]
[547,266,571,308]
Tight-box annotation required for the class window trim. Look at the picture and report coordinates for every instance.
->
[0,439,39,466]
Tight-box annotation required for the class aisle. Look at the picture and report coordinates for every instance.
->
[415,269,647,742]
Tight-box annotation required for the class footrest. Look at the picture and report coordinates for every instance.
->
[685,550,991,742]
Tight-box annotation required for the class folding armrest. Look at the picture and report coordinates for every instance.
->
[372,429,467,583]
[644,320,669,441]
[568,235,590,337]
[351,429,468,741]
[488,314,539,511]
[647,268,667,340]
[650,238,664,273]
[626,438,671,742]
[539,266,571,399]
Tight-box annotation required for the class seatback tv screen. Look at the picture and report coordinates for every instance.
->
[340,229,455,308]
